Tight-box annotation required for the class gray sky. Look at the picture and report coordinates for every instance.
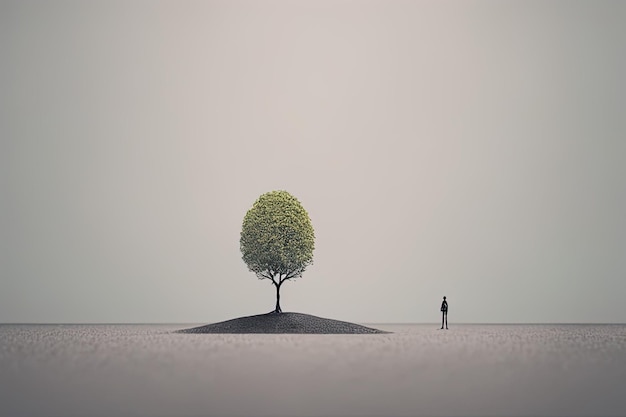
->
[1,0,625,324]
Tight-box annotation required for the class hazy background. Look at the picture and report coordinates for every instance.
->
[1,0,624,324]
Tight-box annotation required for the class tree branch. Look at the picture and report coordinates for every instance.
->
[271,269,280,286]
[279,270,301,285]
[285,270,301,280]
[259,271,273,280]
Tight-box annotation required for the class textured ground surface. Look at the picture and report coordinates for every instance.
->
[178,312,387,334]
[2,324,625,416]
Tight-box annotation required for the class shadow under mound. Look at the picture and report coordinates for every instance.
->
[178,312,388,334]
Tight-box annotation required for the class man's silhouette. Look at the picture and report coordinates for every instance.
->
[440,296,448,329]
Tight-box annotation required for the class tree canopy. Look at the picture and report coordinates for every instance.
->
[240,190,315,312]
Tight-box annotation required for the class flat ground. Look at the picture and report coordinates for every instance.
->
[2,324,625,416]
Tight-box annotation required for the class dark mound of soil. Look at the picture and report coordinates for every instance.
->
[178,312,387,334]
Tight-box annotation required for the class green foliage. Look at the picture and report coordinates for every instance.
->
[240,191,315,284]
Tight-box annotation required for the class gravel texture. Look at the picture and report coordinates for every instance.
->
[178,312,387,334]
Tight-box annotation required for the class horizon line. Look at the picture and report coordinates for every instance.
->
[2,322,625,325]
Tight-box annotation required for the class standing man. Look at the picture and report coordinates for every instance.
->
[440,296,448,329]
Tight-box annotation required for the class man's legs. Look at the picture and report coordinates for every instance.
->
[445,312,448,329]
[441,312,444,329]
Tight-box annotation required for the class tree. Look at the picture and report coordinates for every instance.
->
[240,190,315,313]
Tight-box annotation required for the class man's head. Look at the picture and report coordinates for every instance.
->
[443,296,446,300]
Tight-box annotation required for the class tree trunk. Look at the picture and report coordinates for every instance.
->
[274,282,282,313]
